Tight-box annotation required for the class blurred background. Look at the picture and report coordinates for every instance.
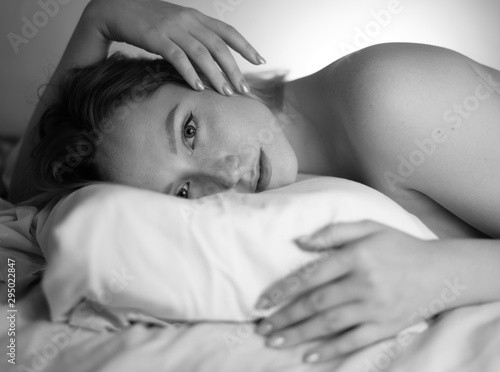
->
[1,0,499,138]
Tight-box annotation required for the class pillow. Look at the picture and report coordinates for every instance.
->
[36,175,437,328]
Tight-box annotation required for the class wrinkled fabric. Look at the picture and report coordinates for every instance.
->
[1,283,499,372]
[0,181,499,371]
[0,198,46,301]
[36,177,437,327]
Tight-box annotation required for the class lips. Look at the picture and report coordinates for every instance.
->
[256,148,272,193]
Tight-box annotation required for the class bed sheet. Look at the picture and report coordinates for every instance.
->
[0,284,337,372]
[1,282,500,372]
[1,194,500,371]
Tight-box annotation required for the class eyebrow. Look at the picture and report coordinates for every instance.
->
[166,104,179,154]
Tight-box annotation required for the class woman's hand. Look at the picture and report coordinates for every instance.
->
[254,221,452,363]
[85,0,264,95]
[13,0,263,202]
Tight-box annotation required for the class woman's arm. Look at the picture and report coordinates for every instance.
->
[10,3,109,203]
[254,43,500,364]
[254,222,500,364]
[10,0,264,204]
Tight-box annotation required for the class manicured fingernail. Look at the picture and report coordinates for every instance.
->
[296,235,311,244]
[195,80,205,91]
[240,81,250,94]
[255,297,271,309]
[304,352,320,363]
[295,235,315,247]
[268,335,285,347]
[256,322,273,336]
[257,55,266,65]
[222,83,233,96]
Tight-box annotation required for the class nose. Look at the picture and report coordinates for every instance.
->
[211,155,242,189]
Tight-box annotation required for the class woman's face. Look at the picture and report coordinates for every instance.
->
[97,84,298,199]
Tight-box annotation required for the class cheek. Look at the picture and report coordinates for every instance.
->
[244,110,285,147]
[212,97,292,156]
[253,114,298,186]
[273,138,298,177]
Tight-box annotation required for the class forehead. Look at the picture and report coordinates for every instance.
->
[94,84,223,187]
[94,87,179,177]
[110,83,195,135]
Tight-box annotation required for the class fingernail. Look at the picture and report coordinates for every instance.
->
[257,55,266,65]
[304,352,320,363]
[295,235,314,246]
[268,335,285,347]
[256,322,273,336]
[195,80,205,91]
[296,235,311,243]
[255,297,271,309]
[222,83,233,96]
[240,81,250,94]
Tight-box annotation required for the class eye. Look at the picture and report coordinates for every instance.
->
[176,182,190,199]
[183,113,197,149]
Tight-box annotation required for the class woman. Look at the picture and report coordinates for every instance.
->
[10,0,500,365]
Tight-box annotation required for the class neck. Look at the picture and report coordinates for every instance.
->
[278,68,362,181]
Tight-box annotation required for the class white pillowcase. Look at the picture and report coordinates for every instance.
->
[36,175,437,327]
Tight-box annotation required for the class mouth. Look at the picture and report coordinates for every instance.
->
[256,148,272,193]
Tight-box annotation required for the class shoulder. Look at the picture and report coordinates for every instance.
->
[328,42,499,169]
[324,43,474,180]
[329,43,500,237]
[335,42,474,82]
[331,42,486,122]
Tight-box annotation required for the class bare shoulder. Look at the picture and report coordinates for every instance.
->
[329,42,500,237]
[331,42,500,127]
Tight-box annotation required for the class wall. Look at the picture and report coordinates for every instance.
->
[1,0,499,137]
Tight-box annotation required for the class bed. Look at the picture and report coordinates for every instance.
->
[1,142,500,372]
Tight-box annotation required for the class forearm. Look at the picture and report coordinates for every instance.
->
[432,238,500,311]
[10,2,110,204]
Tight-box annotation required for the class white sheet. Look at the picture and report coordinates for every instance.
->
[1,283,500,372]
[1,182,499,371]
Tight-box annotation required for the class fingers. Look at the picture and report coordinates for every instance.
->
[296,220,385,252]
[199,15,265,65]
[295,223,338,252]
[255,250,352,310]
[156,38,205,92]
[160,34,236,96]
[195,32,250,94]
[181,35,237,96]
[259,302,365,350]
[256,282,356,336]
[302,325,383,363]
[99,0,265,96]
[153,8,265,95]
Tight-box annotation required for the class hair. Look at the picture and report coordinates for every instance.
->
[25,52,286,210]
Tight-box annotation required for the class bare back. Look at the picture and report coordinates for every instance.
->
[284,43,500,239]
